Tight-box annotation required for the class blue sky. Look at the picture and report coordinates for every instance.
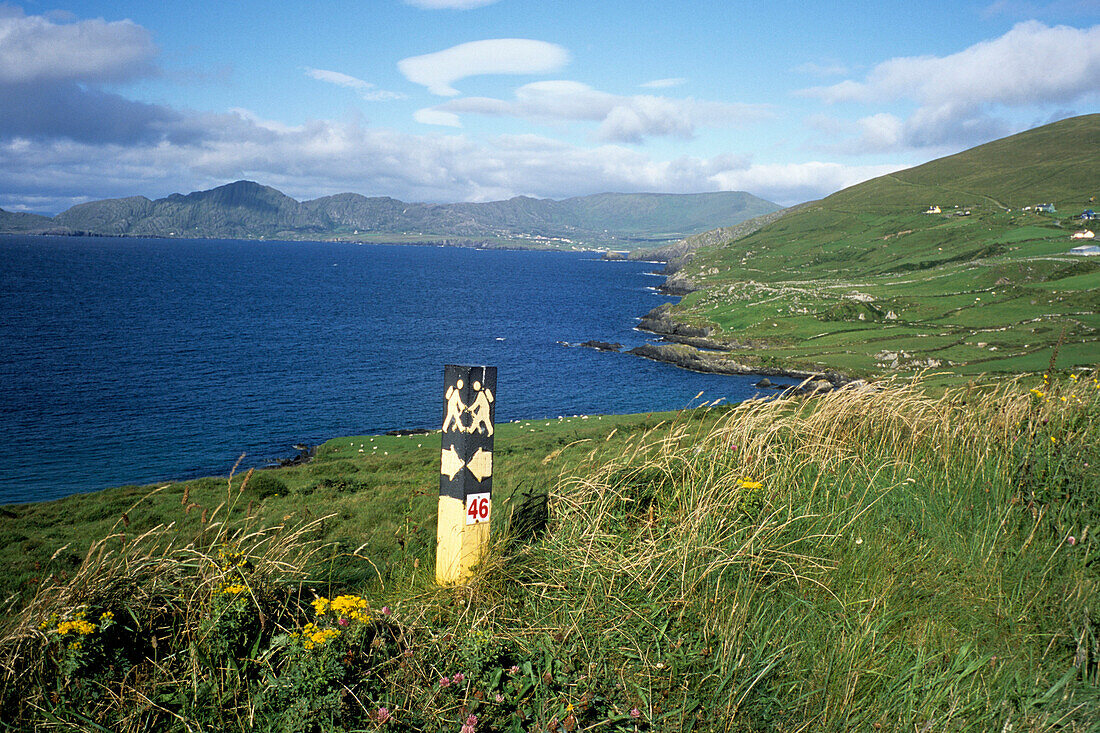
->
[2,0,1098,214]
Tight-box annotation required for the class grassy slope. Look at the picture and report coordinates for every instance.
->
[1,375,1097,731]
[0,209,53,232]
[557,192,780,240]
[664,114,1100,377]
[0,411,686,612]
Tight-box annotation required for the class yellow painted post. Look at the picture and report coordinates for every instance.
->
[436,364,495,585]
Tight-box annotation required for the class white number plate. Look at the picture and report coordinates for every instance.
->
[465,493,491,525]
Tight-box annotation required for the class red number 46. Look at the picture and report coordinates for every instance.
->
[466,493,490,525]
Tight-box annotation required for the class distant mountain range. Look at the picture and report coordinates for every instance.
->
[0,183,780,249]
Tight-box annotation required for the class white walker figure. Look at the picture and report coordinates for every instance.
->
[442,379,466,433]
[468,380,494,436]
[441,378,495,435]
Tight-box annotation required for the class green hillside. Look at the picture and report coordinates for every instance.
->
[556,191,779,239]
[828,113,1098,211]
[648,114,1100,377]
[0,208,54,232]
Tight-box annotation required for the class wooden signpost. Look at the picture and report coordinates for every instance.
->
[436,364,496,585]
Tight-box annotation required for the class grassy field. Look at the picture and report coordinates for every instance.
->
[1,373,1097,731]
[653,115,1100,378]
[0,410,682,613]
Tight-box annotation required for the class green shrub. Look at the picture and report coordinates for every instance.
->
[248,471,288,499]
[261,594,406,733]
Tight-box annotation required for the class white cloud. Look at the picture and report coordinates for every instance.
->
[640,77,687,89]
[811,106,1013,155]
[403,0,501,7]
[397,39,569,96]
[432,80,772,143]
[804,22,1100,107]
[711,162,905,205]
[896,103,1009,148]
[598,97,695,143]
[227,108,303,134]
[800,21,1100,153]
[0,7,157,84]
[414,108,462,127]
[849,113,905,152]
[304,67,405,101]
[1,107,885,213]
[510,80,617,121]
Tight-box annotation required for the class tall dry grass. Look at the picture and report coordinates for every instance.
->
[448,375,1099,730]
[0,468,333,731]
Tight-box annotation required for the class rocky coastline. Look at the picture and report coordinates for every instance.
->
[626,342,854,394]
[273,443,316,467]
[625,293,858,394]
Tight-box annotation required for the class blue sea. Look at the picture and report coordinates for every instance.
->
[0,235,763,504]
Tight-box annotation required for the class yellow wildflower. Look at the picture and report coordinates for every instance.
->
[220,583,247,595]
[298,622,341,649]
[311,628,340,645]
[311,597,330,616]
[330,594,372,622]
[738,479,764,490]
[57,619,96,636]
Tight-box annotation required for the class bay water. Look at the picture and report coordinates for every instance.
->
[1,235,763,504]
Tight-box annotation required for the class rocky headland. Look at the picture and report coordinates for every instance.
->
[629,301,856,393]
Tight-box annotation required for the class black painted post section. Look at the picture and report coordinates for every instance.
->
[440,364,496,500]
